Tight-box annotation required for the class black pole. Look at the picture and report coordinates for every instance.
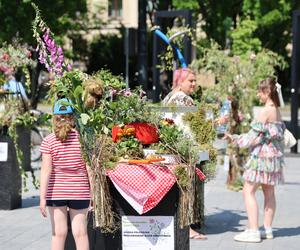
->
[152,14,161,102]
[291,10,300,153]
[138,0,148,91]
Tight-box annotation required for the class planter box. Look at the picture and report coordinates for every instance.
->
[0,134,21,210]
[65,182,189,250]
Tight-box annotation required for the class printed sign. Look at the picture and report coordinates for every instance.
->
[0,142,8,162]
[122,216,174,250]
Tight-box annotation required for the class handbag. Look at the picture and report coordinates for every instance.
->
[284,129,297,148]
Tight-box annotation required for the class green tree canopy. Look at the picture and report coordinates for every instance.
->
[0,0,87,45]
[231,18,262,55]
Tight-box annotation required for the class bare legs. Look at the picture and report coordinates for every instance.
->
[242,181,276,230]
[48,206,89,250]
[243,181,260,230]
[49,206,68,250]
[261,184,276,229]
[69,208,89,250]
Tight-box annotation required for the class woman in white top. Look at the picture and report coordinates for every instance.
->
[163,68,207,240]
[162,68,196,106]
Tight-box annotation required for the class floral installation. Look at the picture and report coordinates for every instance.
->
[32,5,160,231]
[0,41,35,87]
[32,4,210,231]
[0,40,38,191]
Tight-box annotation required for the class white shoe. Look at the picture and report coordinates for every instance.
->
[260,229,274,239]
[234,229,261,243]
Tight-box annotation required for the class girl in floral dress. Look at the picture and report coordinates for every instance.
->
[225,77,285,242]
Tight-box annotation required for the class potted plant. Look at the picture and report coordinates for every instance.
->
[0,41,40,198]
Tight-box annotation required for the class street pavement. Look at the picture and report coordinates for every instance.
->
[1,156,300,250]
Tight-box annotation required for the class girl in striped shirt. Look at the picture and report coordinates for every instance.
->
[39,98,91,250]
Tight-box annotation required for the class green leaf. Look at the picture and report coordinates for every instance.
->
[73,85,83,101]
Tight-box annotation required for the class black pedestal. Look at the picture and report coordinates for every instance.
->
[0,135,22,210]
[65,182,189,250]
[16,126,31,172]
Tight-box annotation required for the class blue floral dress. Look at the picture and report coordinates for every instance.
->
[233,122,285,185]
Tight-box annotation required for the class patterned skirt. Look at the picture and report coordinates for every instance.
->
[243,156,285,185]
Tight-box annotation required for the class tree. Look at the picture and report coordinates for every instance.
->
[231,18,262,55]
[172,0,199,10]
[192,0,243,47]
[0,0,87,44]
[0,0,88,108]
[241,0,293,59]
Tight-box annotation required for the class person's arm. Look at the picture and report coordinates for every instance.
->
[224,108,269,148]
[86,164,94,209]
[39,153,52,217]
[86,164,93,194]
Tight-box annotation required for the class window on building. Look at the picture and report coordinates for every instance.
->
[108,0,122,18]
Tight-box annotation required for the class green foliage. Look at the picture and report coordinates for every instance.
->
[0,0,87,45]
[115,136,144,159]
[156,122,184,153]
[172,0,199,10]
[182,104,218,180]
[174,165,190,188]
[0,41,35,85]
[230,18,262,55]
[183,107,216,145]
[241,0,293,59]
[94,69,126,90]
[194,0,242,47]
[153,121,201,165]
[199,143,217,180]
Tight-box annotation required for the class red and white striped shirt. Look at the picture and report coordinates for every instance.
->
[40,129,91,200]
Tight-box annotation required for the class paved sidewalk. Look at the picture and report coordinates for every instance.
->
[1,157,300,250]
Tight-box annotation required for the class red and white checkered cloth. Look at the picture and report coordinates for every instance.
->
[107,164,205,214]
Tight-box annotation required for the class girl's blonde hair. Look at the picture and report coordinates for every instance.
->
[53,114,75,142]
[172,68,195,89]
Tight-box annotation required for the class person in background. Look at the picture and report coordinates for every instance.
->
[3,75,28,101]
[162,68,196,106]
[39,98,91,250]
[224,77,285,242]
[162,67,207,240]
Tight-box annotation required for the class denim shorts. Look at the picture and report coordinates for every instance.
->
[46,200,90,209]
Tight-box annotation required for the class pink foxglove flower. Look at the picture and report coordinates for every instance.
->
[34,19,72,77]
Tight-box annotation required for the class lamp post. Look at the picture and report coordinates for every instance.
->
[123,0,138,88]
[137,0,148,91]
[291,10,300,153]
